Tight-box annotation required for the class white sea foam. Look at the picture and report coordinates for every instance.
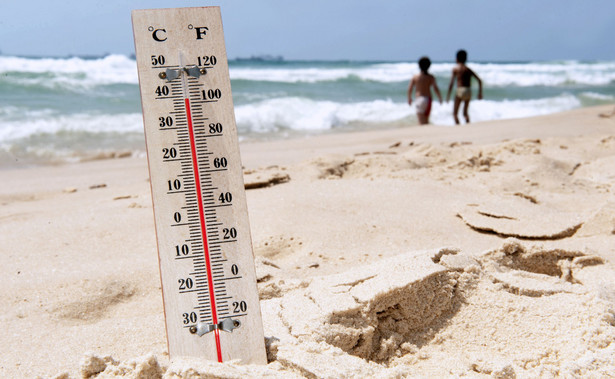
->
[0,105,55,120]
[231,67,354,84]
[234,93,582,132]
[468,61,615,87]
[235,97,411,133]
[580,92,614,100]
[230,62,419,83]
[430,93,581,125]
[2,55,614,87]
[231,61,615,86]
[0,54,138,87]
[0,110,143,142]
[0,93,584,145]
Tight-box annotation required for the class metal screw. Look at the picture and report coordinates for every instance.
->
[189,326,197,334]
[200,68,207,75]
[159,72,167,79]
[233,320,241,328]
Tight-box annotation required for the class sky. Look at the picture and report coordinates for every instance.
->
[1,0,614,61]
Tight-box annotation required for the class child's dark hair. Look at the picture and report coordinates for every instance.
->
[418,56,431,73]
[456,49,467,63]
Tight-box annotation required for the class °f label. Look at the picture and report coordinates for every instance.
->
[132,7,266,364]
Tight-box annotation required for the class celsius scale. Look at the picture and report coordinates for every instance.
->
[132,7,266,364]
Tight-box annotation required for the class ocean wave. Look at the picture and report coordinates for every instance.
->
[230,61,615,87]
[0,54,138,88]
[235,97,411,133]
[230,63,418,84]
[4,55,613,89]
[235,93,582,132]
[0,93,585,165]
[0,110,145,166]
[431,93,582,125]
[468,61,615,87]
[0,110,143,142]
[0,93,585,143]
[579,92,614,100]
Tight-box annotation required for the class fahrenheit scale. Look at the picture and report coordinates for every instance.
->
[131,7,266,364]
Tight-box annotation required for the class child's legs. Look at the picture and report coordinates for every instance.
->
[463,100,471,123]
[453,97,462,124]
[417,112,428,125]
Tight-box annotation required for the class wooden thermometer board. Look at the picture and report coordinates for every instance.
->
[131,7,266,364]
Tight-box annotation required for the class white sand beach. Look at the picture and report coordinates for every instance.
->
[1,105,615,378]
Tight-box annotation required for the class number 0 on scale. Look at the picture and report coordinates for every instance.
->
[132,7,266,364]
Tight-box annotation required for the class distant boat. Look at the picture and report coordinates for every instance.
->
[234,55,284,62]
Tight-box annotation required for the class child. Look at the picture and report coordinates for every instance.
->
[407,56,442,125]
[446,49,483,124]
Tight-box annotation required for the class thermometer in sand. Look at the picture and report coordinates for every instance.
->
[131,7,266,364]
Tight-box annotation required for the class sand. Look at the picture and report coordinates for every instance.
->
[1,105,615,378]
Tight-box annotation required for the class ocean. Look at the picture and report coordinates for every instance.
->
[1,54,614,167]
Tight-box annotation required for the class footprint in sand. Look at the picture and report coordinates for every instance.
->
[254,235,304,259]
[480,238,604,297]
[457,197,585,240]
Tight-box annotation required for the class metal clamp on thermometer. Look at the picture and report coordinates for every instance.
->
[132,7,266,364]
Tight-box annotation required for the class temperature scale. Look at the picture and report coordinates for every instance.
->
[132,7,266,364]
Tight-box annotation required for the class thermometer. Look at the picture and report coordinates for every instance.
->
[132,7,266,364]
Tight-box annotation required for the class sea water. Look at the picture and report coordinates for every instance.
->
[1,54,614,166]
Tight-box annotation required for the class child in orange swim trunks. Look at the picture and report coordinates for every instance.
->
[446,49,483,124]
[407,56,442,125]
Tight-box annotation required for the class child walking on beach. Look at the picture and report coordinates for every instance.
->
[447,49,483,124]
[407,56,442,125]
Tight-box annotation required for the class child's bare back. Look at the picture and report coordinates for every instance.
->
[412,72,437,98]
[407,56,442,125]
[446,49,483,124]
[453,64,474,88]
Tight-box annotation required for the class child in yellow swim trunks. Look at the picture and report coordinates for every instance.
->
[446,49,483,124]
